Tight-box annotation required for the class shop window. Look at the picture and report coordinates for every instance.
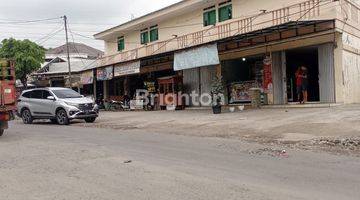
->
[219,3,232,22]
[117,36,125,51]
[150,26,159,42]
[203,7,216,26]
[140,30,149,44]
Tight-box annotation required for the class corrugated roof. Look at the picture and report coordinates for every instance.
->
[40,59,97,75]
[46,42,104,58]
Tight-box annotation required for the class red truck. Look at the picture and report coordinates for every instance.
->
[0,59,16,136]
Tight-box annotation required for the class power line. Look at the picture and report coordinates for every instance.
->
[70,31,142,44]
[34,24,64,43]
[68,25,86,66]
[38,28,64,45]
[0,17,62,24]
[0,31,64,36]
[63,23,101,74]
[0,18,117,26]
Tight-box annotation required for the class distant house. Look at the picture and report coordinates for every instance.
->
[45,42,104,61]
[34,59,97,86]
[32,43,103,94]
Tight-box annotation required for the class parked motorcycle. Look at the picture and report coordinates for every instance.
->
[106,99,130,111]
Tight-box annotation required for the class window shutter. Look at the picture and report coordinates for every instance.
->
[219,4,232,22]
[203,12,209,26]
[203,10,216,26]
[150,28,158,42]
[141,32,149,44]
[209,10,216,25]
[117,37,125,51]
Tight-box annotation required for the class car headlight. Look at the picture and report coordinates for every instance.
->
[65,102,80,108]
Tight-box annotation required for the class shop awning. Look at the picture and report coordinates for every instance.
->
[80,70,94,85]
[114,61,140,77]
[218,20,335,53]
[174,44,220,71]
[97,66,113,81]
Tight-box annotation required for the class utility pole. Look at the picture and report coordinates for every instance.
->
[63,15,72,88]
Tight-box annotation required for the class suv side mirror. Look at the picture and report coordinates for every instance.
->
[47,96,55,101]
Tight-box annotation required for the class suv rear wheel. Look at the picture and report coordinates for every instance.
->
[22,109,33,124]
[56,109,69,125]
[84,117,96,123]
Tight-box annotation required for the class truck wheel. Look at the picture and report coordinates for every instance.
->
[84,117,96,123]
[22,109,33,124]
[56,109,69,125]
[0,129,4,136]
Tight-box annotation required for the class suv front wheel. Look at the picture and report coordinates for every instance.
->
[22,109,33,124]
[56,109,69,125]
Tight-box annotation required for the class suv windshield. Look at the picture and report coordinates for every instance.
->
[52,89,82,99]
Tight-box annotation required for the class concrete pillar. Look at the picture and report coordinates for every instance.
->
[93,80,97,99]
[333,32,344,103]
[216,64,222,78]
[124,76,130,96]
[103,80,109,100]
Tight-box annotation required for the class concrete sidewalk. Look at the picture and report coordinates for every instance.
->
[73,105,360,145]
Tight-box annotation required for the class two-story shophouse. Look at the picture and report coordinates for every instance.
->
[93,0,360,106]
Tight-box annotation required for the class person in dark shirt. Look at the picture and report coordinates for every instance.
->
[301,66,309,103]
[295,67,303,103]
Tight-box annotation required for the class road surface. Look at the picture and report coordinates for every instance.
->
[0,122,359,200]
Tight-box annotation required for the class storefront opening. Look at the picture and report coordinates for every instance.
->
[221,55,264,104]
[286,47,320,102]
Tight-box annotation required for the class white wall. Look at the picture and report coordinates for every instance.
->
[342,32,360,103]
[103,0,338,56]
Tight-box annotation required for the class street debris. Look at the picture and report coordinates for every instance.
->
[312,138,360,149]
[124,160,132,164]
[249,148,289,158]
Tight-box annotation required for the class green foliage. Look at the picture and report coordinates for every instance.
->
[0,38,45,87]
[211,75,225,106]
[211,75,224,95]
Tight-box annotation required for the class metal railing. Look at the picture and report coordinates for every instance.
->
[98,0,337,67]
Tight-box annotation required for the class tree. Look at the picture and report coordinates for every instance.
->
[0,38,45,88]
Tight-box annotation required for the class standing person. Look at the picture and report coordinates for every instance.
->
[295,67,303,103]
[301,66,309,103]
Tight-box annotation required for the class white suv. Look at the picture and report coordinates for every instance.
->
[17,87,98,125]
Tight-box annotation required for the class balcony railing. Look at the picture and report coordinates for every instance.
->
[98,0,338,67]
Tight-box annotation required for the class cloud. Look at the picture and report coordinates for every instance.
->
[0,0,180,50]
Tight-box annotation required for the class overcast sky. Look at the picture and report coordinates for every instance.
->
[0,0,181,51]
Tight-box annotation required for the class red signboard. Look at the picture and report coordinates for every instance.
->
[263,56,273,93]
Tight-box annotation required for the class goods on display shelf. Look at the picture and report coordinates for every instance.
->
[144,81,156,93]
[229,81,261,103]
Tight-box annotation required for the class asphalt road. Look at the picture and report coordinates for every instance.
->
[0,121,359,200]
